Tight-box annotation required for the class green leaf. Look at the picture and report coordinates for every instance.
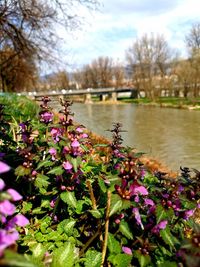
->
[156,204,167,223]
[107,233,121,254]
[63,219,76,235]
[119,221,133,240]
[34,174,50,189]
[60,191,77,209]
[31,243,46,261]
[89,209,103,219]
[47,166,64,175]
[110,253,132,267]
[75,200,84,214]
[157,261,178,267]
[160,226,179,249]
[15,165,31,177]
[71,158,78,172]
[84,249,102,267]
[52,242,75,267]
[133,250,151,267]
[36,160,54,170]
[22,202,33,213]
[32,207,46,215]
[98,178,107,193]
[3,250,40,267]
[109,194,123,217]
[71,156,82,172]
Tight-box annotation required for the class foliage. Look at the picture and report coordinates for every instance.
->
[0,95,200,266]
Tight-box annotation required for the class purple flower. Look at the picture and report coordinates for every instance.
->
[0,229,19,255]
[49,147,57,160]
[0,161,10,174]
[151,220,168,234]
[178,185,184,193]
[7,214,29,228]
[71,140,80,148]
[183,209,195,220]
[80,133,88,139]
[76,127,83,133]
[50,128,63,143]
[63,161,73,170]
[122,246,132,255]
[129,182,148,196]
[0,179,5,190]
[144,198,155,206]
[0,200,16,216]
[7,189,23,201]
[132,207,144,229]
[40,112,53,124]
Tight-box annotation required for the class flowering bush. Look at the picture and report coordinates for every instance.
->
[0,96,199,267]
[0,162,29,256]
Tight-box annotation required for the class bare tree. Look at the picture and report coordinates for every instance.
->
[126,33,172,100]
[112,62,125,88]
[185,22,200,97]
[74,56,114,89]
[0,0,98,91]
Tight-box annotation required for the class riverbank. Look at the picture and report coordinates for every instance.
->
[118,96,200,110]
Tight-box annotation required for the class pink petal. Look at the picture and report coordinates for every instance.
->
[10,214,29,227]
[144,198,155,206]
[132,207,144,229]
[0,161,10,174]
[71,140,80,148]
[0,179,5,190]
[122,246,132,255]
[63,161,73,170]
[7,189,23,201]
[0,200,16,216]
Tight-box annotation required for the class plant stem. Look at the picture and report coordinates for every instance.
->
[86,180,97,209]
[101,190,111,266]
[52,196,60,218]
[79,226,102,257]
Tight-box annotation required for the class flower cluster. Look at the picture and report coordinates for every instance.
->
[39,96,53,124]
[0,162,29,256]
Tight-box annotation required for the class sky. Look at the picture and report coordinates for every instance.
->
[58,0,200,71]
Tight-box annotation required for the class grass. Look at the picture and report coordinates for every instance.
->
[118,96,200,107]
[0,93,39,122]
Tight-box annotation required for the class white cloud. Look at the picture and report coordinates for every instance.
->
[56,0,200,70]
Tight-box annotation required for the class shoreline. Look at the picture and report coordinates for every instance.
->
[86,99,200,110]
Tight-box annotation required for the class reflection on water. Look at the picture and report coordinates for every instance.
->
[70,103,200,171]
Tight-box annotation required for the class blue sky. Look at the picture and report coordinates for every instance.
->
[57,0,200,71]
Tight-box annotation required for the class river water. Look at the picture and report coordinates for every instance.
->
[68,103,200,171]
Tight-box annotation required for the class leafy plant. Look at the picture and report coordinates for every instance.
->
[0,95,199,266]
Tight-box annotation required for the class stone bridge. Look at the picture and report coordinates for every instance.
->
[32,87,138,103]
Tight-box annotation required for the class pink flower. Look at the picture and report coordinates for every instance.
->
[49,147,57,160]
[80,133,88,139]
[129,182,148,196]
[151,220,168,234]
[63,161,73,170]
[122,246,132,255]
[183,209,195,220]
[0,161,10,174]
[71,140,80,148]
[0,229,19,255]
[0,179,5,190]
[8,214,29,228]
[40,112,53,124]
[51,128,63,143]
[144,198,155,206]
[0,200,16,216]
[7,189,23,201]
[76,127,83,133]
[132,207,144,229]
